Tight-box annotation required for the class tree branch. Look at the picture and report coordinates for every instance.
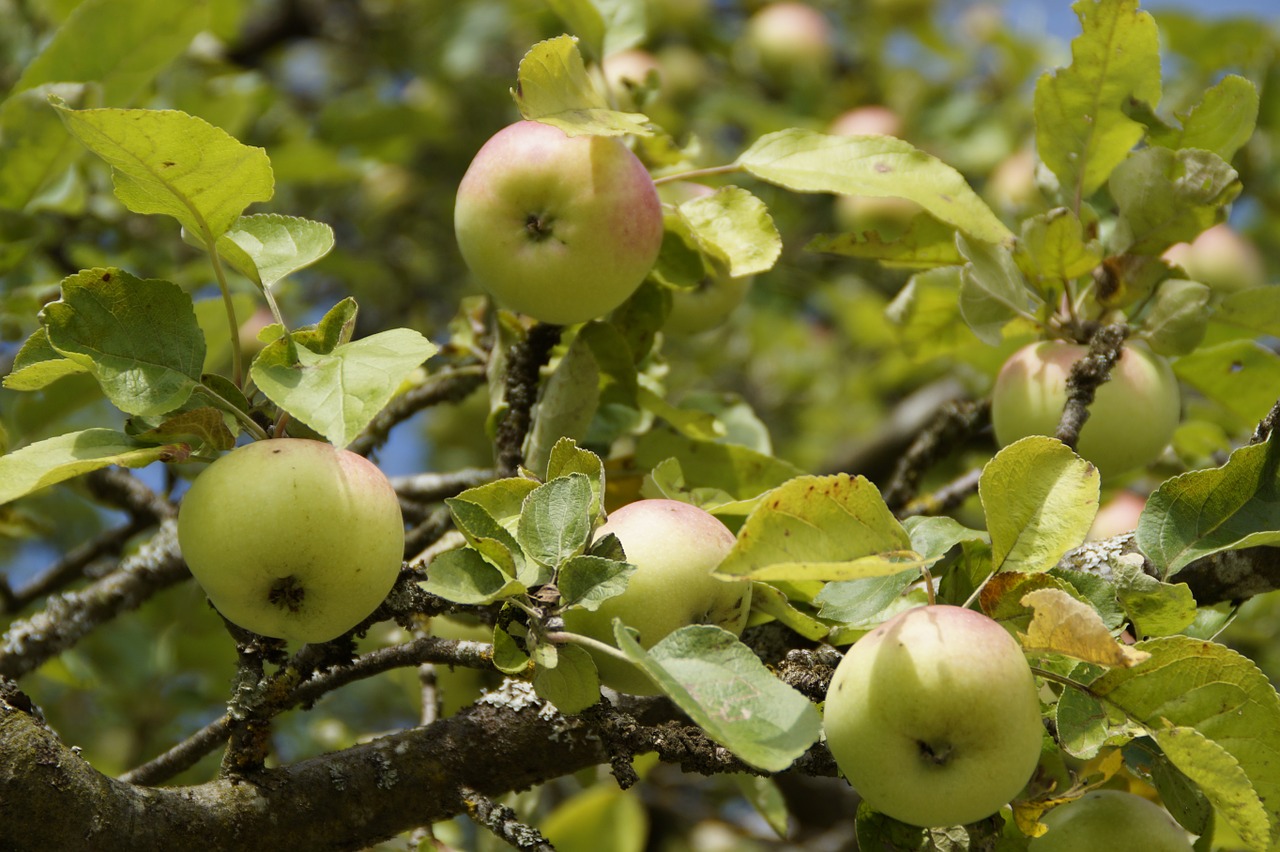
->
[1054,323,1128,452]
[495,323,563,477]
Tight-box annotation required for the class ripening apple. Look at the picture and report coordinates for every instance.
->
[561,499,752,695]
[823,605,1044,827]
[991,341,1180,478]
[1162,223,1266,294]
[454,120,664,325]
[178,438,405,643]
[744,2,834,83]
[1030,790,1192,851]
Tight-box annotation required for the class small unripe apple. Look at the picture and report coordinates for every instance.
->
[991,341,1180,478]
[1162,224,1265,294]
[1031,790,1192,851]
[562,499,751,695]
[454,121,664,325]
[178,439,405,643]
[823,605,1044,827]
[744,3,834,83]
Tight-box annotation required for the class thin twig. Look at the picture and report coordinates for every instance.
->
[460,786,557,851]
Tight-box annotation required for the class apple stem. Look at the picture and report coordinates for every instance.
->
[545,630,635,665]
[921,565,936,607]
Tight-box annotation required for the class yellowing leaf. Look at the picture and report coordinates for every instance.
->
[1020,588,1150,667]
[512,36,651,137]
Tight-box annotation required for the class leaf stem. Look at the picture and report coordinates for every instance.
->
[208,246,243,388]
[544,630,634,665]
[194,383,269,441]
[652,164,742,186]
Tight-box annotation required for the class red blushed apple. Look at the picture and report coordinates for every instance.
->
[1163,223,1266,294]
[991,341,1181,478]
[744,2,834,82]
[454,121,663,326]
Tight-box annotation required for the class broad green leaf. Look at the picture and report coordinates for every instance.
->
[980,437,1101,573]
[1215,288,1280,338]
[250,327,437,448]
[1019,588,1150,667]
[957,234,1040,345]
[211,214,335,288]
[3,328,89,390]
[1050,568,1126,630]
[1033,0,1161,203]
[1122,738,1214,838]
[717,474,919,581]
[0,83,97,211]
[134,407,235,452]
[807,215,964,269]
[1174,340,1280,425]
[613,623,822,772]
[54,104,274,241]
[419,547,525,605]
[634,427,803,502]
[676,187,781,278]
[518,473,594,568]
[13,0,208,105]
[749,583,830,641]
[0,428,176,505]
[815,570,922,627]
[1088,637,1280,849]
[532,642,600,714]
[558,555,635,611]
[1148,74,1259,161]
[451,477,541,533]
[636,387,722,441]
[41,268,205,416]
[544,0,607,60]
[902,515,989,562]
[543,0,646,61]
[1014,208,1102,283]
[736,129,1011,244]
[1153,726,1269,852]
[445,498,526,581]
[493,621,532,675]
[1111,147,1239,255]
[545,438,606,517]
[1137,437,1280,577]
[885,267,986,361]
[512,35,652,137]
[524,335,601,478]
[855,802,970,850]
[1055,664,1111,758]
[1140,279,1210,357]
[542,784,648,852]
[731,775,790,840]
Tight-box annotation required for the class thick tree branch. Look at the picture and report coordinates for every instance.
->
[882,395,989,511]
[1054,323,1128,452]
[496,323,564,477]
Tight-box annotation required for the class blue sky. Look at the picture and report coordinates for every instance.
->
[1003,0,1280,38]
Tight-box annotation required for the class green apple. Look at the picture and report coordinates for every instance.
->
[823,605,1044,827]
[1163,223,1266,294]
[744,2,834,84]
[178,438,405,643]
[1031,790,1192,851]
[991,341,1181,478]
[562,499,751,695]
[454,120,664,325]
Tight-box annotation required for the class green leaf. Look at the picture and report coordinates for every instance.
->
[636,387,723,441]
[12,0,209,105]
[492,621,532,675]
[54,103,274,242]
[445,498,526,580]
[40,268,205,416]
[524,334,601,478]
[1137,437,1280,577]
[192,292,257,374]
[885,267,986,361]
[532,642,600,714]
[1055,664,1111,759]
[1033,0,1161,202]
[855,803,969,851]
[2,329,89,391]
[1014,208,1103,283]
[1111,147,1240,255]
[419,547,526,605]
[518,473,594,568]
[542,784,648,852]
[133,407,235,452]
[749,582,830,641]
[1215,288,1280,338]
[210,214,335,288]
[452,477,541,533]
[512,35,652,137]
[1148,74,1259,161]
[815,570,921,627]
[716,474,919,581]
[676,187,781,278]
[0,428,177,505]
[0,82,98,211]
[1122,738,1214,838]
[545,438,606,518]
[1089,637,1280,850]
[903,515,989,562]
[1110,561,1196,638]
[807,215,964,269]
[558,555,635,611]
[957,233,1041,345]
[980,436,1101,573]
[613,623,822,772]
[736,129,1011,244]
[543,0,646,61]
[634,427,803,502]
[250,326,437,448]
[1174,340,1280,426]
[1141,279,1210,357]
[731,775,790,839]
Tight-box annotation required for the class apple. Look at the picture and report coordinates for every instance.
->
[991,341,1181,478]
[1087,490,1147,540]
[744,3,834,83]
[823,605,1044,827]
[1031,790,1192,851]
[178,438,405,643]
[1162,223,1265,294]
[659,182,753,335]
[827,107,921,238]
[601,49,662,110]
[561,499,751,695]
[828,106,903,138]
[986,148,1040,215]
[454,120,664,325]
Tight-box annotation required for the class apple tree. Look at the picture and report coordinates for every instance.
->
[4,0,1280,850]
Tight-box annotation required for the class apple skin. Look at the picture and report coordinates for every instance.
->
[454,120,663,325]
[744,2,834,82]
[562,499,751,695]
[823,605,1044,828]
[178,438,405,643]
[991,341,1180,478]
[1162,223,1265,294]
[1031,790,1192,851]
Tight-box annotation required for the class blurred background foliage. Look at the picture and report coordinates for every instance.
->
[2,0,1280,849]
